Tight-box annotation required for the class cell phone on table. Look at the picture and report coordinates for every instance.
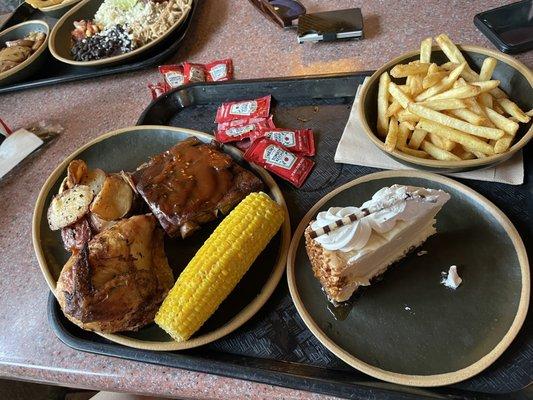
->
[474,0,533,54]
[247,0,364,43]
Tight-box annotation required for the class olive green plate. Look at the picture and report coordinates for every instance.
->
[31,0,82,19]
[0,20,49,86]
[49,0,192,67]
[33,126,291,351]
[358,45,533,173]
[287,170,529,387]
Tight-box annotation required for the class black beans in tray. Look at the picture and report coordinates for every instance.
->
[71,25,133,61]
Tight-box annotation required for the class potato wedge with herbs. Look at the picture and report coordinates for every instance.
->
[58,177,69,194]
[47,185,94,230]
[66,159,88,189]
[90,175,133,221]
[81,168,106,196]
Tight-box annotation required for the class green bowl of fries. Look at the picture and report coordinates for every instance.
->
[359,34,533,173]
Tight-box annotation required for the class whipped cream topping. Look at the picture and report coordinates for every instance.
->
[311,185,450,252]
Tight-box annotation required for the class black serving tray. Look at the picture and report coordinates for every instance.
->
[49,73,532,400]
[0,0,196,94]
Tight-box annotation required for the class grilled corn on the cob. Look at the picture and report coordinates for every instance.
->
[155,191,284,342]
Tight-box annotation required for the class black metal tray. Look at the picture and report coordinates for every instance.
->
[0,0,196,94]
[49,73,532,400]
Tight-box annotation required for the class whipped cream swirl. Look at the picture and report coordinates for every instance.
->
[311,185,450,252]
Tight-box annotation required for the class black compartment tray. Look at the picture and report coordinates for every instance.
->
[49,72,532,399]
[0,0,196,94]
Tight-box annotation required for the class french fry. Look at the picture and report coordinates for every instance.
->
[398,122,411,147]
[377,72,391,137]
[447,108,487,126]
[472,151,488,159]
[459,68,481,84]
[398,146,429,158]
[398,109,420,123]
[441,62,458,70]
[478,92,493,108]
[428,131,456,151]
[422,71,448,89]
[435,34,466,63]
[402,121,416,130]
[462,97,485,116]
[418,98,466,111]
[490,87,508,99]
[408,128,427,149]
[418,118,495,154]
[497,98,531,123]
[426,84,480,101]
[420,38,432,63]
[452,145,476,160]
[479,57,497,81]
[470,80,500,93]
[526,109,533,117]
[428,63,439,74]
[492,100,505,114]
[389,82,412,109]
[415,62,466,101]
[386,100,402,117]
[398,85,410,94]
[390,62,430,78]
[385,117,399,152]
[421,140,461,161]
[409,75,424,96]
[494,134,514,154]
[408,103,504,140]
[484,107,519,136]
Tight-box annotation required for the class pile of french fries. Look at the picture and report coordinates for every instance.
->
[376,34,532,161]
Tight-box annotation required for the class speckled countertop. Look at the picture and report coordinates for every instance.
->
[0,1,531,399]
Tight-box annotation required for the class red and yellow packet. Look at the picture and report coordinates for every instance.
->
[244,138,314,187]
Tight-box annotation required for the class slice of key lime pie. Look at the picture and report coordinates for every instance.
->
[304,185,450,304]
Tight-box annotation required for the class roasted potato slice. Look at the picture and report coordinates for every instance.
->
[47,185,94,230]
[119,171,137,193]
[81,168,106,196]
[66,159,88,189]
[58,177,68,194]
[0,46,31,62]
[90,175,133,221]
[5,39,34,48]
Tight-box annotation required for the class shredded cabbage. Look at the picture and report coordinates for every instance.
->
[110,0,137,11]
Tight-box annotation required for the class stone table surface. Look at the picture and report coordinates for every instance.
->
[0,1,531,399]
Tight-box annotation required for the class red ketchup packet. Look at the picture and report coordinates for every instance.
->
[215,116,275,143]
[244,138,314,188]
[215,95,271,123]
[183,62,207,83]
[158,64,186,90]
[249,128,315,157]
[206,59,233,82]
[148,82,167,100]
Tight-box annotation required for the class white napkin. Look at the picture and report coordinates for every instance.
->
[334,78,524,185]
[0,129,43,179]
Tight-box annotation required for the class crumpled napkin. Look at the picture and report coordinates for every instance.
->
[0,129,43,179]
